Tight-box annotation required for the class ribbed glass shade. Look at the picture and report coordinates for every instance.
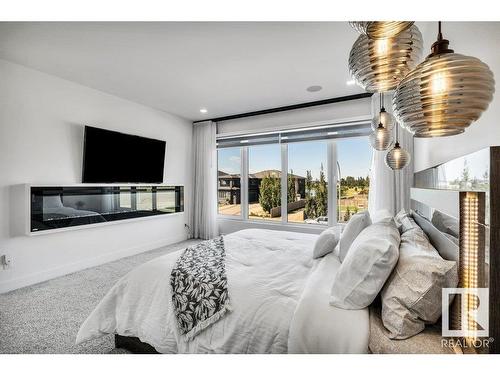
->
[369,125,393,151]
[349,21,414,39]
[371,109,395,131]
[385,143,411,170]
[348,25,423,92]
[393,52,495,137]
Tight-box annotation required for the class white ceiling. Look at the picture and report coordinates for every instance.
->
[0,22,434,121]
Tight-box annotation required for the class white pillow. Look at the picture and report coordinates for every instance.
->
[338,211,371,262]
[312,228,339,259]
[330,219,400,310]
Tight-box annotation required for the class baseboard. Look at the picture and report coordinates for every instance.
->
[0,234,187,294]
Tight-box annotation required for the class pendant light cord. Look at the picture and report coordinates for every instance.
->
[395,118,399,143]
[437,21,442,41]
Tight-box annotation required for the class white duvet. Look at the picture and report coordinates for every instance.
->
[76,228,369,353]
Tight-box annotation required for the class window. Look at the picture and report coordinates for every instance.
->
[216,121,372,226]
[287,141,328,225]
[337,137,372,222]
[248,144,281,221]
[217,148,241,216]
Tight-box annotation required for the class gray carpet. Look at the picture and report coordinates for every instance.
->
[0,239,201,354]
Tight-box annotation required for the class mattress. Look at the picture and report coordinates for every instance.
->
[76,228,369,353]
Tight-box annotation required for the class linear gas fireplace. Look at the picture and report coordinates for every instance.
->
[29,185,184,234]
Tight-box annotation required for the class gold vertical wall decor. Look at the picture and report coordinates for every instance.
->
[456,191,486,347]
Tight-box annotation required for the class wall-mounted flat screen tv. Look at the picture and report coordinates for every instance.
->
[82,126,166,183]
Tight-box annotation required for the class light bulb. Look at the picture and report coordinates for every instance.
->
[394,149,401,160]
[431,72,447,94]
[385,142,410,170]
[349,25,423,92]
[376,38,388,55]
[349,21,414,39]
[393,23,494,138]
[369,124,393,151]
[372,108,395,131]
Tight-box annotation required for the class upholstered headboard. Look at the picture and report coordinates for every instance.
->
[412,210,459,262]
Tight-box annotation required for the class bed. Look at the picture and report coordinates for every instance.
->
[76,228,370,353]
[76,148,500,354]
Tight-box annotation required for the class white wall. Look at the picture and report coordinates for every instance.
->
[414,22,500,171]
[0,59,193,293]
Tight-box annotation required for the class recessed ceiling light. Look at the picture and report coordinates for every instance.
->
[240,140,249,144]
[327,131,339,136]
[346,79,356,86]
[306,85,322,92]
[199,108,208,114]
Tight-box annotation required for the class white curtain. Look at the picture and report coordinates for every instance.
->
[192,121,218,239]
[368,148,396,216]
[368,93,414,216]
[394,126,414,212]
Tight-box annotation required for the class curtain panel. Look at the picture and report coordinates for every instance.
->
[192,121,218,239]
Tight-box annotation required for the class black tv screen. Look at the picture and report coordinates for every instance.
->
[82,126,166,183]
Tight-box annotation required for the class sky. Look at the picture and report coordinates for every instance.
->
[218,137,372,180]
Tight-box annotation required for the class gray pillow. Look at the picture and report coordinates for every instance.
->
[338,211,371,262]
[381,225,458,339]
[312,228,339,259]
[330,219,400,309]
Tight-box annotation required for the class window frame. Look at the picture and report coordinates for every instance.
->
[216,120,372,229]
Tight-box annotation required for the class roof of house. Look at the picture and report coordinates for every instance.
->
[218,170,240,178]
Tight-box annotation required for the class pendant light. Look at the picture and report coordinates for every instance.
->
[372,93,395,131]
[385,121,410,170]
[393,22,495,137]
[349,21,414,39]
[348,24,423,92]
[369,94,393,151]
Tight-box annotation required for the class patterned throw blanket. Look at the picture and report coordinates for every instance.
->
[170,237,232,340]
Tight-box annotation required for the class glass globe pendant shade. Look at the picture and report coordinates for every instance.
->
[348,25,423,92]
[369,124,393,151]
[349,21,414,39]
[393,24,495,137]
[385,142,411,170]
[371,107,395,131]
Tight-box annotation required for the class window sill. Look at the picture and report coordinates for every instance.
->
[217,215,344,235]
